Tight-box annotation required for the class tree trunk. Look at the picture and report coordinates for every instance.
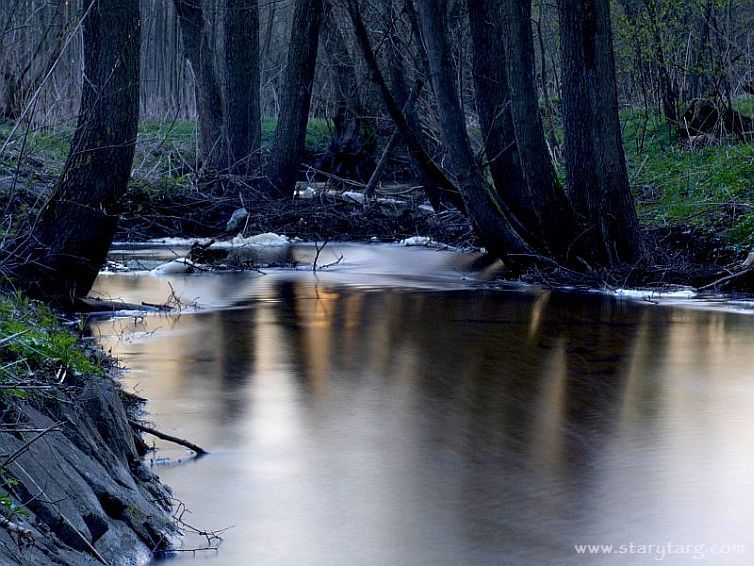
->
[318,3,369,180]
[263,0,324,198]
[413,0,533,260]
[557,0,644,264]
[642,0,677,134]
[8,0,140,308]
[346,0,465,212]
[224,0,261,174]
[500,0,579,258]
[173,0,225,170]
[466,0,529,226]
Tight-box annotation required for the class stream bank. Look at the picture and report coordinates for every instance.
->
[0,296,175,565]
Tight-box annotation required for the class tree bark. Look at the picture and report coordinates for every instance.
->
[500,0,579,258]
[557,0,644,264]
[318,2,369,180]
[8,0,141,308]
[224,0,261,173]
[413,0,533,260]
[346,0,465,211]
[466,0,529,225]
[173,0,225,170]
[263,0,324,198]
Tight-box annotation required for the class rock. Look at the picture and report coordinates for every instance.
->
[0,378,175,564]
[225,207,248,234]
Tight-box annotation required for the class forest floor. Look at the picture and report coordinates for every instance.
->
[1,108,753,292]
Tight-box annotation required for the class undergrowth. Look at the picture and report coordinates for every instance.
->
[0,292,102,396]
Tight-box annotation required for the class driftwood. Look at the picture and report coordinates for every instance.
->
[129,420,207,455]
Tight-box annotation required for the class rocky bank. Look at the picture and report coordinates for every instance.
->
[0,374,175,565]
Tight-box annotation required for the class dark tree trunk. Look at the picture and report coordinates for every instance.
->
[384,0,446,209]
[318,3,370,180]
[557,0,644,265]
[642,0,677,133]
[173,0,225,170]
[500,0,579,258]
[8,0,140,308]
[466,0,529,227]
[263,0,324,198]
[413,0,533,260]
[467,0,524,217]
[224,0,261,173]
[688,0,712,100]
[345,0,466,212]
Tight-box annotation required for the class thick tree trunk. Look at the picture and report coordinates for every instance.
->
[8,0,140,308]
[466,0,529,225]
[500,0,579,258]
[224,0,261,173]
[263,0,324,198]
[557,0,644,264]
[318,4,370,180]
[173,0,225,170]
[413,0,533,260]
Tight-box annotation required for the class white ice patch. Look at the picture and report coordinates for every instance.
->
[341,191,366,204]
[208,232,291,249]
[151,257,197,274]
[296,186,317,199]
[612,287,698,300]
[400,236,434,247]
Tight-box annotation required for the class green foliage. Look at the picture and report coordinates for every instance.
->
[622,107,754,247]
[0,293,102,395]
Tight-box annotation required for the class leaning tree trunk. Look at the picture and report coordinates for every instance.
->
[558,0,644,265]
[263,0,324,198]
[500,0,580,259]
[9,0,140,308]
[224,0,261,174]
[413,0,534,260]
[346,0,466,211]
[466,0,529,226]
[173,0,225,170]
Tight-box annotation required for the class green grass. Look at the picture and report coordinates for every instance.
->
[620,104,754,248]
[0,293,102,394]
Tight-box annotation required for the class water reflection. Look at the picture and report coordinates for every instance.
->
[89,259,754,565]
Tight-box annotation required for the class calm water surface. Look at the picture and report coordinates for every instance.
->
[90,243,754,565]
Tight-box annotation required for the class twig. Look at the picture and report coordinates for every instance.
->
[1,422,63,468]
[312,238,330,272]
[697,267,754,290]
[128,420,207,455]
[0,330,28,348]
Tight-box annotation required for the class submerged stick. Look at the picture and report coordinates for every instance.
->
[129,420,208,455]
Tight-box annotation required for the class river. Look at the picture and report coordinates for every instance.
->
[89,242,754,565]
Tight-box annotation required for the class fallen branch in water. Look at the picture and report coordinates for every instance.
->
[128,420,207,455]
